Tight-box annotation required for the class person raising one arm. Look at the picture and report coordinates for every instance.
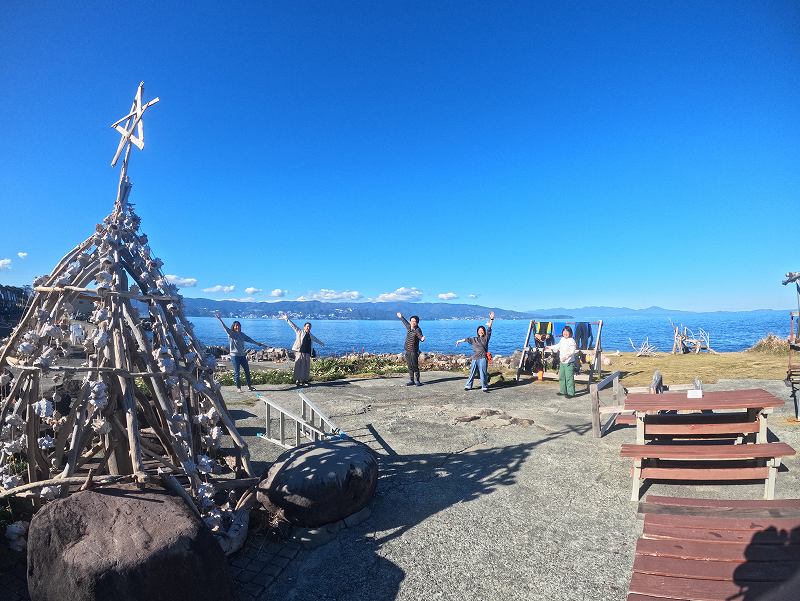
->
[397,312,425,386]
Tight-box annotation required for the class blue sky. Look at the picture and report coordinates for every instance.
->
[1,1,798,311]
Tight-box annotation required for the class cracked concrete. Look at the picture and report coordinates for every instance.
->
[223,372,800,601]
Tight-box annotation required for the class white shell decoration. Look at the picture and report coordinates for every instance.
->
[38,434,55,450]
[33,398,54,418]
[196,454,215,474]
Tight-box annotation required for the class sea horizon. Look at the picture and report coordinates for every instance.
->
[191,310,792,357]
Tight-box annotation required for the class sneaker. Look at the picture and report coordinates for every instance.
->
[482,388,489,393]
[415,381,422,387]
[464,387,472,391]
[303,382,310,387]
[236,387,242,393]
[406,381,415,386]
[248,386,256,391]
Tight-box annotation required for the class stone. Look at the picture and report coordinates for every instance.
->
[257,438,378,528]
[27,484,232,601]
[455,415,480,423]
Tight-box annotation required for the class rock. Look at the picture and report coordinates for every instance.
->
[478,408,501,417]
[257,438,378,528]
[455,415,480,423]
[27,484,232,601]
[510,417,535,427]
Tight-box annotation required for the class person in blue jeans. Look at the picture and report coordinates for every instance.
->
[456,311,495,392]
[215,313,268,392]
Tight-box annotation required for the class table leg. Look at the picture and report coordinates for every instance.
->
[636,412,645,444]
[631,458,642,502]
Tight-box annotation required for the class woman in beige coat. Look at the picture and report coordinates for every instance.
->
[281,314,324,386]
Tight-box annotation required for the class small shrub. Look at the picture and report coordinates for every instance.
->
[746,334,789,355]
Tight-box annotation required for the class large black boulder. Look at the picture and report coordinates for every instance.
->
[27,484,233,601]
[257,438,378,527]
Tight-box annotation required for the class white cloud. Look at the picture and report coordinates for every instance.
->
[165,274,198,288]
[437,292,458,301]
[203,284,235,293]
[0,259,11,270]
[270,289,287,298]
[17,252,27,259]
[296,289,362,301]
[224,297,257,302]
[468,293,479,299]
[376,287,423,302]
[245,287,262,295]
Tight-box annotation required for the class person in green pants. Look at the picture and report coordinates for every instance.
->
[546,325,577,397]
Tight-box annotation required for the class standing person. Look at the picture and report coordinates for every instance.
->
[456,311,495,392]
[214,313,267,392]
[282,314,324,387]
[546,325,577,398]
[396,312,425,386]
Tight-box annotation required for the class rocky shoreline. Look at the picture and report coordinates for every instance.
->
[205,345,521,370]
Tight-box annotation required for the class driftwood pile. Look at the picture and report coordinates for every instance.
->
[671,322,716,354]
[0,83,254,547]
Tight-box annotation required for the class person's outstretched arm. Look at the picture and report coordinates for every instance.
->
[281,314,300,333]
[312,334,324,346]
[486,311,495,340]
[214,312,232,334]
[397,312,411,330]
[240,332,267,348]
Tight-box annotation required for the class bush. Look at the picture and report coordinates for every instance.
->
[746,334,789,355]
[216,356,407,385]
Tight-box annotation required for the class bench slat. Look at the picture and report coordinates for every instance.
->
[636,537,800,562]
[641,466,769,481]
[621,442,795,459]
[636,502,800,519]
[642,496,800,510]
[645,421,760,436]
[643,522,788,545]
[644,513,800,532]
[628,572,781,601]
[627,595,684,601]
[633,555,800,582]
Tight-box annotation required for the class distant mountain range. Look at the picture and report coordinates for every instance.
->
[181,298,789,321]
[181,299,550,320]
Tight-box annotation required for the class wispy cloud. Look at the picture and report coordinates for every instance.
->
[296,289,362,301]
[203,284,235,293]
[17,252,27,259]
[468,293,479,299]
[270,289,287,298]
[376,287,423,302]
[0,258,11,270]
[165,274,198,287]
[245,287,262,295]
[224,297,257,302]
[437,292,458,301]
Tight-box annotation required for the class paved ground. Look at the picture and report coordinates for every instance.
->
[3,372,797,600]
[223,372,800,601]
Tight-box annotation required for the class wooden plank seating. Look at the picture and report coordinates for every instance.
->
[627,496,800,601]
[622,442,796,501]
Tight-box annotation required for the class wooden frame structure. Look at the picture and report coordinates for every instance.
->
[0,84,255,537]
[515,319,604,386]
[783,271,800,419]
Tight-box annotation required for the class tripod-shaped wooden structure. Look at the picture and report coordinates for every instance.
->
[0,84,253,530]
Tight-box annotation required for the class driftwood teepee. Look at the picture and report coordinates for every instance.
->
[0,83,254,535]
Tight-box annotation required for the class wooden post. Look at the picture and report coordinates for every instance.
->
[590,382,600,438]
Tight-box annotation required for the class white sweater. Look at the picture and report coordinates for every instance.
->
[547,337,577,364]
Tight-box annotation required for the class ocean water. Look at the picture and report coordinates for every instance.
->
[188,312,791,357]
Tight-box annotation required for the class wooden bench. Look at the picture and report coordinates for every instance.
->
[627,495,800,600]
[621,442,796,501]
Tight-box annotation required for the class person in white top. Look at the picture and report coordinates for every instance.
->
[546,325,577,397]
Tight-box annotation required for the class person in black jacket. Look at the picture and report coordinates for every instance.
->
[397,312,425,386]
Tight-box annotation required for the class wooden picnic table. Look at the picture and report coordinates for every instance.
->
[624,388,785,445]
[621,388,793,501]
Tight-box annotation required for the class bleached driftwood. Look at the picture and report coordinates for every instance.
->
[0,83,252,543]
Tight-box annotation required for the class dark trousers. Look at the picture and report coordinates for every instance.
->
[231,354,252,388]
[405,351,420,381]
